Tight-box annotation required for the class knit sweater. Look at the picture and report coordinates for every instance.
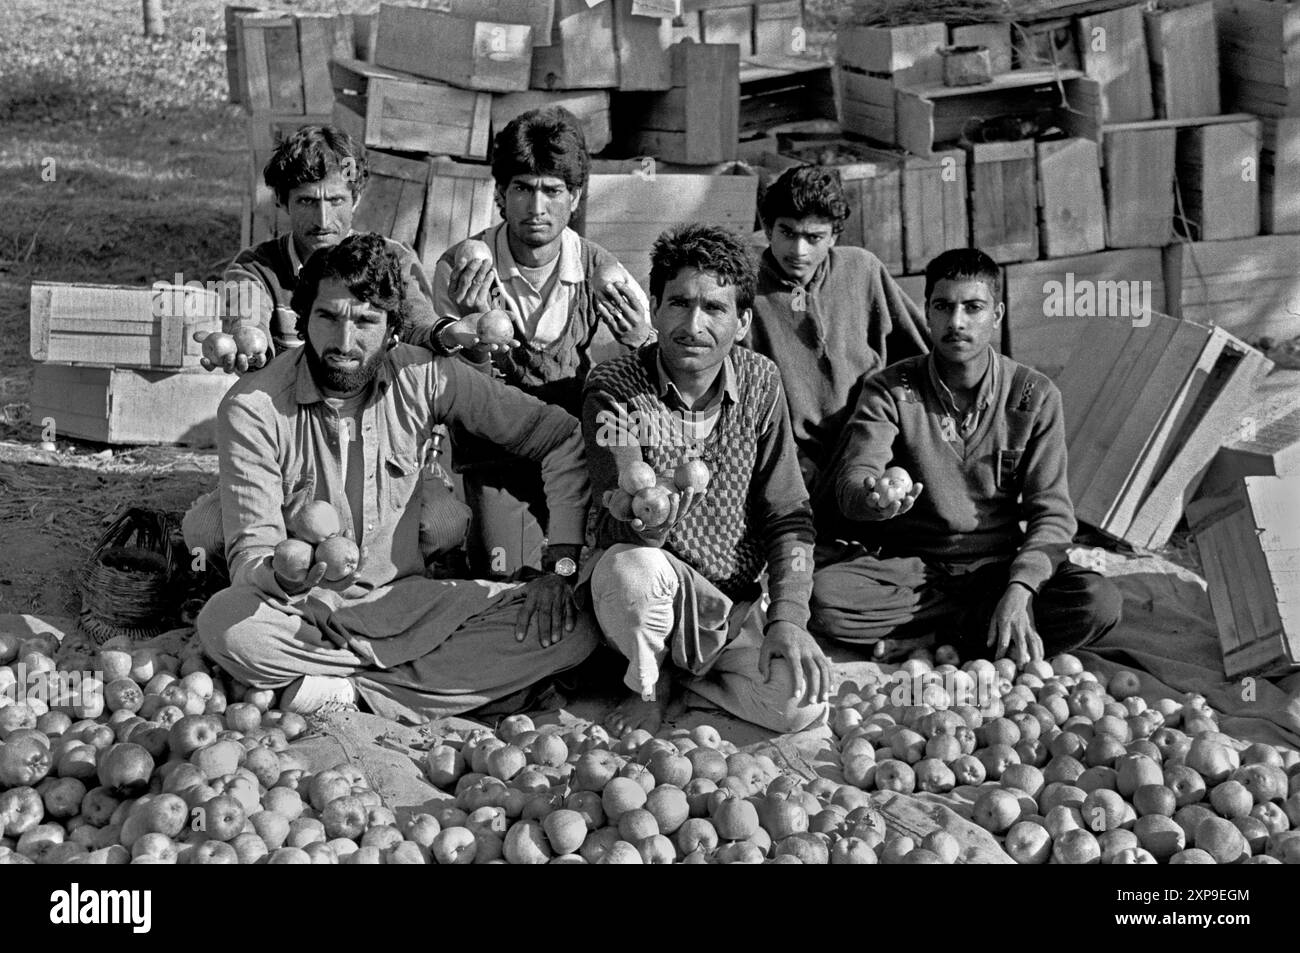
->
[824,351,1077,592]
[744,246,930,495]
[582,345,815,624]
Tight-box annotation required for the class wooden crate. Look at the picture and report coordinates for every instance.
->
[1262,117,1300,234]
[612,0,673,90]
[1164,236,1300,344]
[578,172,758,291]
[1145,3,1220,120]
[739,54,836,138]
[1216,0,1300,118]
[1003,248,1165,378]
[837,23,945,83]
[1174,119,1261,242]
[1102,126,1176,248]
[492,89,612,153]
[351,150,430,250]
[1056,309,1272,548]
[1188,475,1300,678]
[374,5,533,93]
[1036,138,1106,258]
[895,69,1102,157]
[839,68,897,143]
[1198,401,1300,499]
[330,58,492,159]
[443,0,555,48]
[30,282,221,371]
[701,6,754,58]
[950,22,1013,74]
[31,365,237,448]
[237,13,306,113]
[613,43,739,165]
[967,141,1039,265]
[530,0,619,90]
[753,0,802,58]
[901,149,968,274]
[1076,5,1154,122]
[416,159,501,273]
[224,4,258,104]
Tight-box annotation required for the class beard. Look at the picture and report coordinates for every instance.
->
[303,337,387,394]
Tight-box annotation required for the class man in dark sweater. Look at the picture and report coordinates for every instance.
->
[745,165,930,496]
[579,224,830,735]
[811,248,1122,664]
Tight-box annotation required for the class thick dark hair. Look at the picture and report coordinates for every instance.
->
[649,224,756,315]
[759,165,851,234]
[923,247,1002,304]
[264,124,368,206]
[291,233,407,340]
[491,106,590,194]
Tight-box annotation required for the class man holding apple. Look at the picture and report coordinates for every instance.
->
[810,248,1122,664]
[428,107,655,580]
[577,224,830,735]
[197,234,597,720]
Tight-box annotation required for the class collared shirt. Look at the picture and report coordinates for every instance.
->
[927,346,1000,444]
[653,351,738,442]
[218,343,590,594]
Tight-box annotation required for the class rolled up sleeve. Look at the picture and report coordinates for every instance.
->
[218,392,286,587]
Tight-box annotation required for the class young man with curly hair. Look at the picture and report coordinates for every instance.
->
[745,164,930,497]
[578,223,830,736]
[197,234,597,720]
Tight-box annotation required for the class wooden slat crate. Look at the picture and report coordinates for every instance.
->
[30,282,221,371]
[31,365,236,448]
[1003,248,1165,379]
[1144,3,1220,120]
[1198,400,1300,499]
[237,13,305,113]
[443,0,556,48]
[351,150,430,250]
[894,69,1101,157]
[1075,5,1154,122]
[1037,138,1106,258]
[374,4,533,93]
[1188,475,1300,678]
[492,89,612,153]
[901,149,968,274]
[837,23,945,83]
[839,69,897,143]
[1163,235,1300,344]
[967,140,1039,265]
[1056,309,1272,548]
[330,58,492,159]
[1102,126,1176,248]
[701,5,754,58]
[531,0,619,90]
[738,54,836,138]
[613,43,739,165]
[950,22,1013,74]
[1174,118,1261,241]
[225,4,258,104]
[753,0,802,58]
[611,0,673,90]
[1215,0,1300,118]
[1261,117,1300,234]
[577,172,758,291]
[416,159,501,273]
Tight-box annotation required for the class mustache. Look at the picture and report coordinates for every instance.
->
[942,334,974,342]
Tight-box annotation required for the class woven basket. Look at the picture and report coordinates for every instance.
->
[78,509,175,645]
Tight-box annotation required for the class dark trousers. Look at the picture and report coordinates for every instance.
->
[462,462,549,579]
[809,542,1122,659]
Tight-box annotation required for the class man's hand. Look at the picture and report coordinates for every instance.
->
[273,561,328,597]
[593,280,652,347]
[194,331,268,375]
[515,573,577,648]
[759,621,831,707]
[604,484,704,539]
[858,474,923,521]
[439,315,520,357]
[449,258,501,314]
[987,583,1043,664]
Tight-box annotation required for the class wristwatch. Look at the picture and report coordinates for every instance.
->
[550,557,577,579]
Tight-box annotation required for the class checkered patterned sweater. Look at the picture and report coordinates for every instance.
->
[582,345,815,620]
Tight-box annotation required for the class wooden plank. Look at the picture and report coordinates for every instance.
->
[611,0,673,90]
[492,89,611,152]
[375,5,533,92]
[837,23,945,80]
[531,0,619,89]
[1174,119,1261,241]
[445,0,555,48]
[1103,127,1175,248]
[900,150,967,274]
[701,6,753,58]
[1163,236,1300,342]
[839,69,896,142]
[238,14,274,112]
[1144,3,1219,120]
[225,5,258,105]
[417,159,500,271]
[1261,117,1300,234]
[950,22,1013,73]
[1195,515,1244,653]
[1076,6,1154,122]
[262,19,306,114]
[298,14,336,115]
[754,12,802,58]
[1036,138,1106,257]
[968,141,1038,264]
[613,42,738,163]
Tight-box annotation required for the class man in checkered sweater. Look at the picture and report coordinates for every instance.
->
[577,224,830,735]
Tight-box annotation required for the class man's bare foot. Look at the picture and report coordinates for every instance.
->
[604,693,667,737]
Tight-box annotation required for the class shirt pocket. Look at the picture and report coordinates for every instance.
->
[996,449,1025,493]
[385,452,422,512]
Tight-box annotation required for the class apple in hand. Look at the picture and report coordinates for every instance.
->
[631,485,673,528]
[476,310,515,347]
[876,466,914,503]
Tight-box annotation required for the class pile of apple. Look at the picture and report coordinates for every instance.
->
[606,459,711,531]
[272,501,361,586]
[829,647,1300,864]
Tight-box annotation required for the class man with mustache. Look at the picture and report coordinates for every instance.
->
[810,248,1122,665]
[578,224,830,735]
[745,164,930,497]
[428,107,654,581]
[197,234,597,719]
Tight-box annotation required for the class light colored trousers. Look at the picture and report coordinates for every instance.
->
[588,544,827,734]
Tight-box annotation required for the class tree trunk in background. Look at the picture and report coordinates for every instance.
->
[143,0,165,37]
